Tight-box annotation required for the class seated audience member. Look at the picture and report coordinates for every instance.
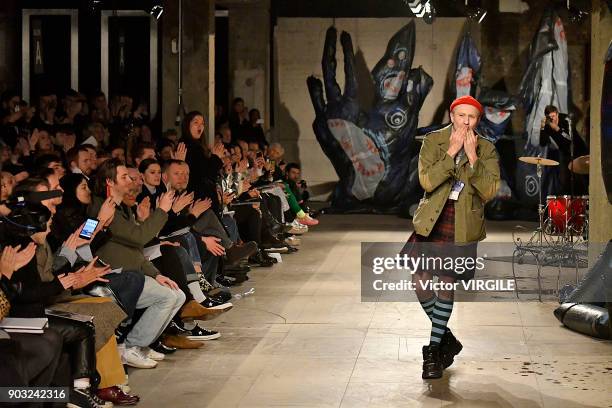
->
[138,158,163,205]
[160,159,257,275]
[88,158,186,369]
[13,177,138,404]
[49,173,147,336]
[34,153,66,179]
[1,244,64,390]
[229,97,249,142]
[55,125,77,155]
[285,163,310,210]
[67,145,94,180]
[82,144,98,173]
[1,200,110,408]
[121,184,223,349]
[245,108,268,149]
[218,124,233,146]
[83,122,109,149]
[110,145,126,163]
[132,142,156,167]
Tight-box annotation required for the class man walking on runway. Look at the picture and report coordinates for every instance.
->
[404,95,500,379]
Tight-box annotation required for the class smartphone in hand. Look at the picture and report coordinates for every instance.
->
[79,218,100,240]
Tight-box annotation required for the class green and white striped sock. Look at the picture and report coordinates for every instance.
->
[419,296,437,321]
[430,298,454,345]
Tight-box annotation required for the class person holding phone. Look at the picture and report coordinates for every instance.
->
[88,158,191,369]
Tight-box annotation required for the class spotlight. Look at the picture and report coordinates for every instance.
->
[88,0,103,13]
[464,0,487,23]
[466,6,487,23]
[423,2,436,24]
[149,1,164,19]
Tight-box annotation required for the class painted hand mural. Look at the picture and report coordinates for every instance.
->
[307,22,433,211]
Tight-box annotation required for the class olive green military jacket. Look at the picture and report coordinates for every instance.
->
[412,125,501,243]
[88,196,168,278]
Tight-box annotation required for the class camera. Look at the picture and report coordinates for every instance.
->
[0,201,51,241]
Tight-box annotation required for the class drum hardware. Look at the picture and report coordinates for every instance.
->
[512,156,588,301]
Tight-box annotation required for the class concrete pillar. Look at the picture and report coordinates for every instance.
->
[588,0,612,254]
[222,0,271,130]
[161,0,215,142]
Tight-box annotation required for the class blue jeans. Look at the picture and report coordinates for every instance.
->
[125,276,185,348]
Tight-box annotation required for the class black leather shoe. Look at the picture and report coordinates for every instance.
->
[422,345,444,379]
[261,251,278,263]
[151,339,177,354]
[248,251,274,267]
[208,290,232,304]
[224,264,251,273]
[216,275,238,287]
[440,328,463,368]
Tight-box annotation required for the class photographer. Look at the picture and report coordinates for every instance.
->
[284,163,310,209]
[0,199,111,408]
[539,105,588,195]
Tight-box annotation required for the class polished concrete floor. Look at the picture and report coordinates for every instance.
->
[129,215,612,408]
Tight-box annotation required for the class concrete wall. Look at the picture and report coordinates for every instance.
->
[161,0,215,140]
[224,0,271,127]
[588,0,612,253]
[274,17,477,189]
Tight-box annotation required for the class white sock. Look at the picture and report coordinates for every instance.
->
[188,281,206,303]
[73,378,90,390]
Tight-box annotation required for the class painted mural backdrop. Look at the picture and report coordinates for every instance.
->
[307,22,432,211]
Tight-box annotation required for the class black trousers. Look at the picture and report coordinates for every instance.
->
[0,328,63,388]
[47,317,96,382]
[261,193,283,223]
[153,245,194,302]
[234,205,262,244]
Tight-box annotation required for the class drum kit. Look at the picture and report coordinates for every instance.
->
[512,155,590,301]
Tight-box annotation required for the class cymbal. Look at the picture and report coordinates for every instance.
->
[569,155,590,174]
[519,156,559,166]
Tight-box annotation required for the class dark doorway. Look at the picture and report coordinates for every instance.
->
[107,16,151,106]
[29,15,72,102]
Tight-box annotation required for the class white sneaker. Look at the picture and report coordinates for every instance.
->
[145,347,166,361]
[288,220,308,235]
[285,236,301,246]
[116,342,127,364]
[123,346,158,369]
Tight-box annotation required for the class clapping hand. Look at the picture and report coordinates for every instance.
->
[137,197,151,221]
[189,198,212,218]
[157,190,176,213]
[172,191,194,213]
[172,142,187,161]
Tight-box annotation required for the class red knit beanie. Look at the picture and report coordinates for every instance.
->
[450,95,483,114]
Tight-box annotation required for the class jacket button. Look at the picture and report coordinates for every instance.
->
[430,218,434,222]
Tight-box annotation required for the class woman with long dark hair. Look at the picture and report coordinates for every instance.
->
[180,111,224,213]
